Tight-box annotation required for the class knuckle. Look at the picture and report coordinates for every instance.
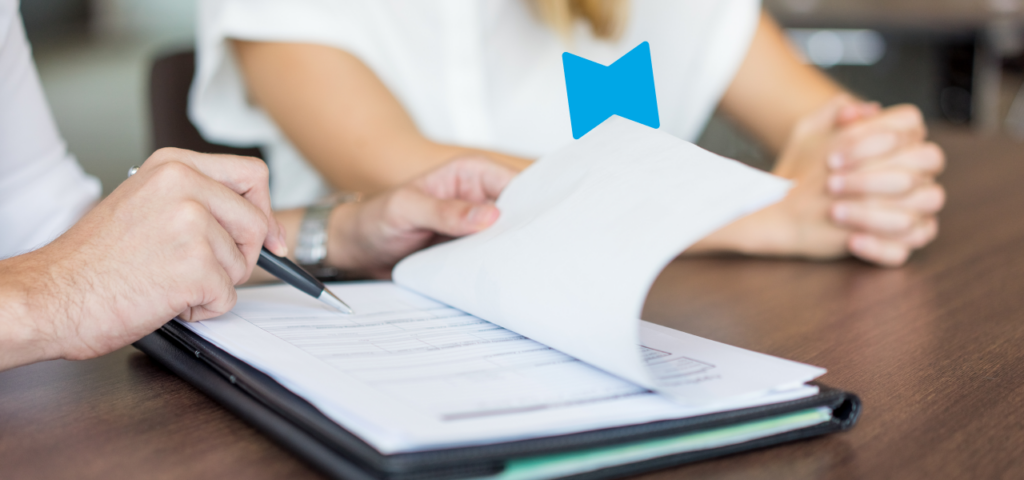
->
[930,185,947,210]
[384,188,411,217]
[147,147,180,164]
[898,172,919,190]
[149,160,196,188]
[207,285,237,318]
[889,249,911,266]
[895,213,915,231]
[925,143,946,171]
[250,214,270,241]
[245,157,270,182]
[893,104,924,125]
[236,209,268,242]
[925,219,940,240]
[173,200,210,231]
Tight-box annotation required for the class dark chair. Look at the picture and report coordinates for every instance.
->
[149,50,262,158]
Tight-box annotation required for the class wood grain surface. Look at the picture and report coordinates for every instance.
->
[2,128,1022,479]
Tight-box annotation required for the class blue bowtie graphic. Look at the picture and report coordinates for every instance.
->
[562,41,660,139]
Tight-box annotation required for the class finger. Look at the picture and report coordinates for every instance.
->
[828,142,944,196]
[829,105,927,170]
[848,233,912,267]
[463,158,518,201]
[390,188,501,238]
[203,208,251,285]
[828,168,923,196]
[831,141,945,181]
[897,183,945,214]
[143,149,287,256]
[178,264,238,322]
[417,156,518,202]
[148,162,269,277]
[863,141,945,175]
[197,180,269,277]
[792,94,858,139]
[830,180,945,219]
[831,201,917,236]
[837,101,881,126]
[898,217,939,249]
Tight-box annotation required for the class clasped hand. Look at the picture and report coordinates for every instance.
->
[771,95,946,266]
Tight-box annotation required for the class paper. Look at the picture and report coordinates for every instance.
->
[394,117,793,398]
[185,282,821,454]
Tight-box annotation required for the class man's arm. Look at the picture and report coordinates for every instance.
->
[233,41,531,195]
[0,149,286,371]
[0,153,515,371]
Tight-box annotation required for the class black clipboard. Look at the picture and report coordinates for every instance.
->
[135,321,860,480]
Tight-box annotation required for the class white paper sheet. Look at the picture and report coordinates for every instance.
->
[185,282,821,454]
[394,117,793,397]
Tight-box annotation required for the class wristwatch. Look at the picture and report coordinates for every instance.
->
[295,192,361,280]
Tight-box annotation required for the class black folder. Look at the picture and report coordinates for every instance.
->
[135,322,860,480]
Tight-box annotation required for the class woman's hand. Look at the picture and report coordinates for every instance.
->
[695,95,945,266]
[324,156,517,278]
[823,100,945,265]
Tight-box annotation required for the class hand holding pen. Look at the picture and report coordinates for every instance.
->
[128,160,353,314]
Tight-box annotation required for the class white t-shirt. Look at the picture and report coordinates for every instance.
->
[191,0,760,209]
[0,1,101,258]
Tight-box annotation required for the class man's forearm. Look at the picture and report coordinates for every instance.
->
[0,253,61,371]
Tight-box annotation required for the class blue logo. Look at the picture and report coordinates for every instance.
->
[562,41,660,139]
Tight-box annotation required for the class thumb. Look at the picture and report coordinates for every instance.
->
[837,100,881,127]
[402,190,501,237]
[804,94,857,134]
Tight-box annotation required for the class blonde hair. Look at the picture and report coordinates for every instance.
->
[533,0,630,41]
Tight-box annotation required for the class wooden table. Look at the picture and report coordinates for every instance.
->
[2,128,1023,479]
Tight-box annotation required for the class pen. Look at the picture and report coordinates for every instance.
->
[127,165,354,314]
[256,248,354,314]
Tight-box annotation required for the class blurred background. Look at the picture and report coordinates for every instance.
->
[22,0,1024,195]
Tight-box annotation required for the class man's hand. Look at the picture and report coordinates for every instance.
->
[0,149,286,369]
[324,157,517,278]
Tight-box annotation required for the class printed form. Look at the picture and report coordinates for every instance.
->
[186,283,822,454]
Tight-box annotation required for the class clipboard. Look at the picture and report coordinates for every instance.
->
[135,321,860,480]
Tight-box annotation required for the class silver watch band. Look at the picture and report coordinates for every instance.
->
[295,193,360,278]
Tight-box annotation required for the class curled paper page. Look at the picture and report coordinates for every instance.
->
[394,117,796,402]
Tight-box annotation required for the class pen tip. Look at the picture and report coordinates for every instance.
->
[319,288,355,314]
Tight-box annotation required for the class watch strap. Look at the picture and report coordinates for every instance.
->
[295,193,360,280]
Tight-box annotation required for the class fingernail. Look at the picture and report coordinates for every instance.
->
[468,206,488,224]
[850,234,873,252]
[828,175,845,194]
[832,203,850,222]
[828,153,844,169]
[468,206,498,227]
[277,227,289,256]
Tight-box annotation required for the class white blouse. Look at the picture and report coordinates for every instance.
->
[191,0,761,209]
[0,1,101,258]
